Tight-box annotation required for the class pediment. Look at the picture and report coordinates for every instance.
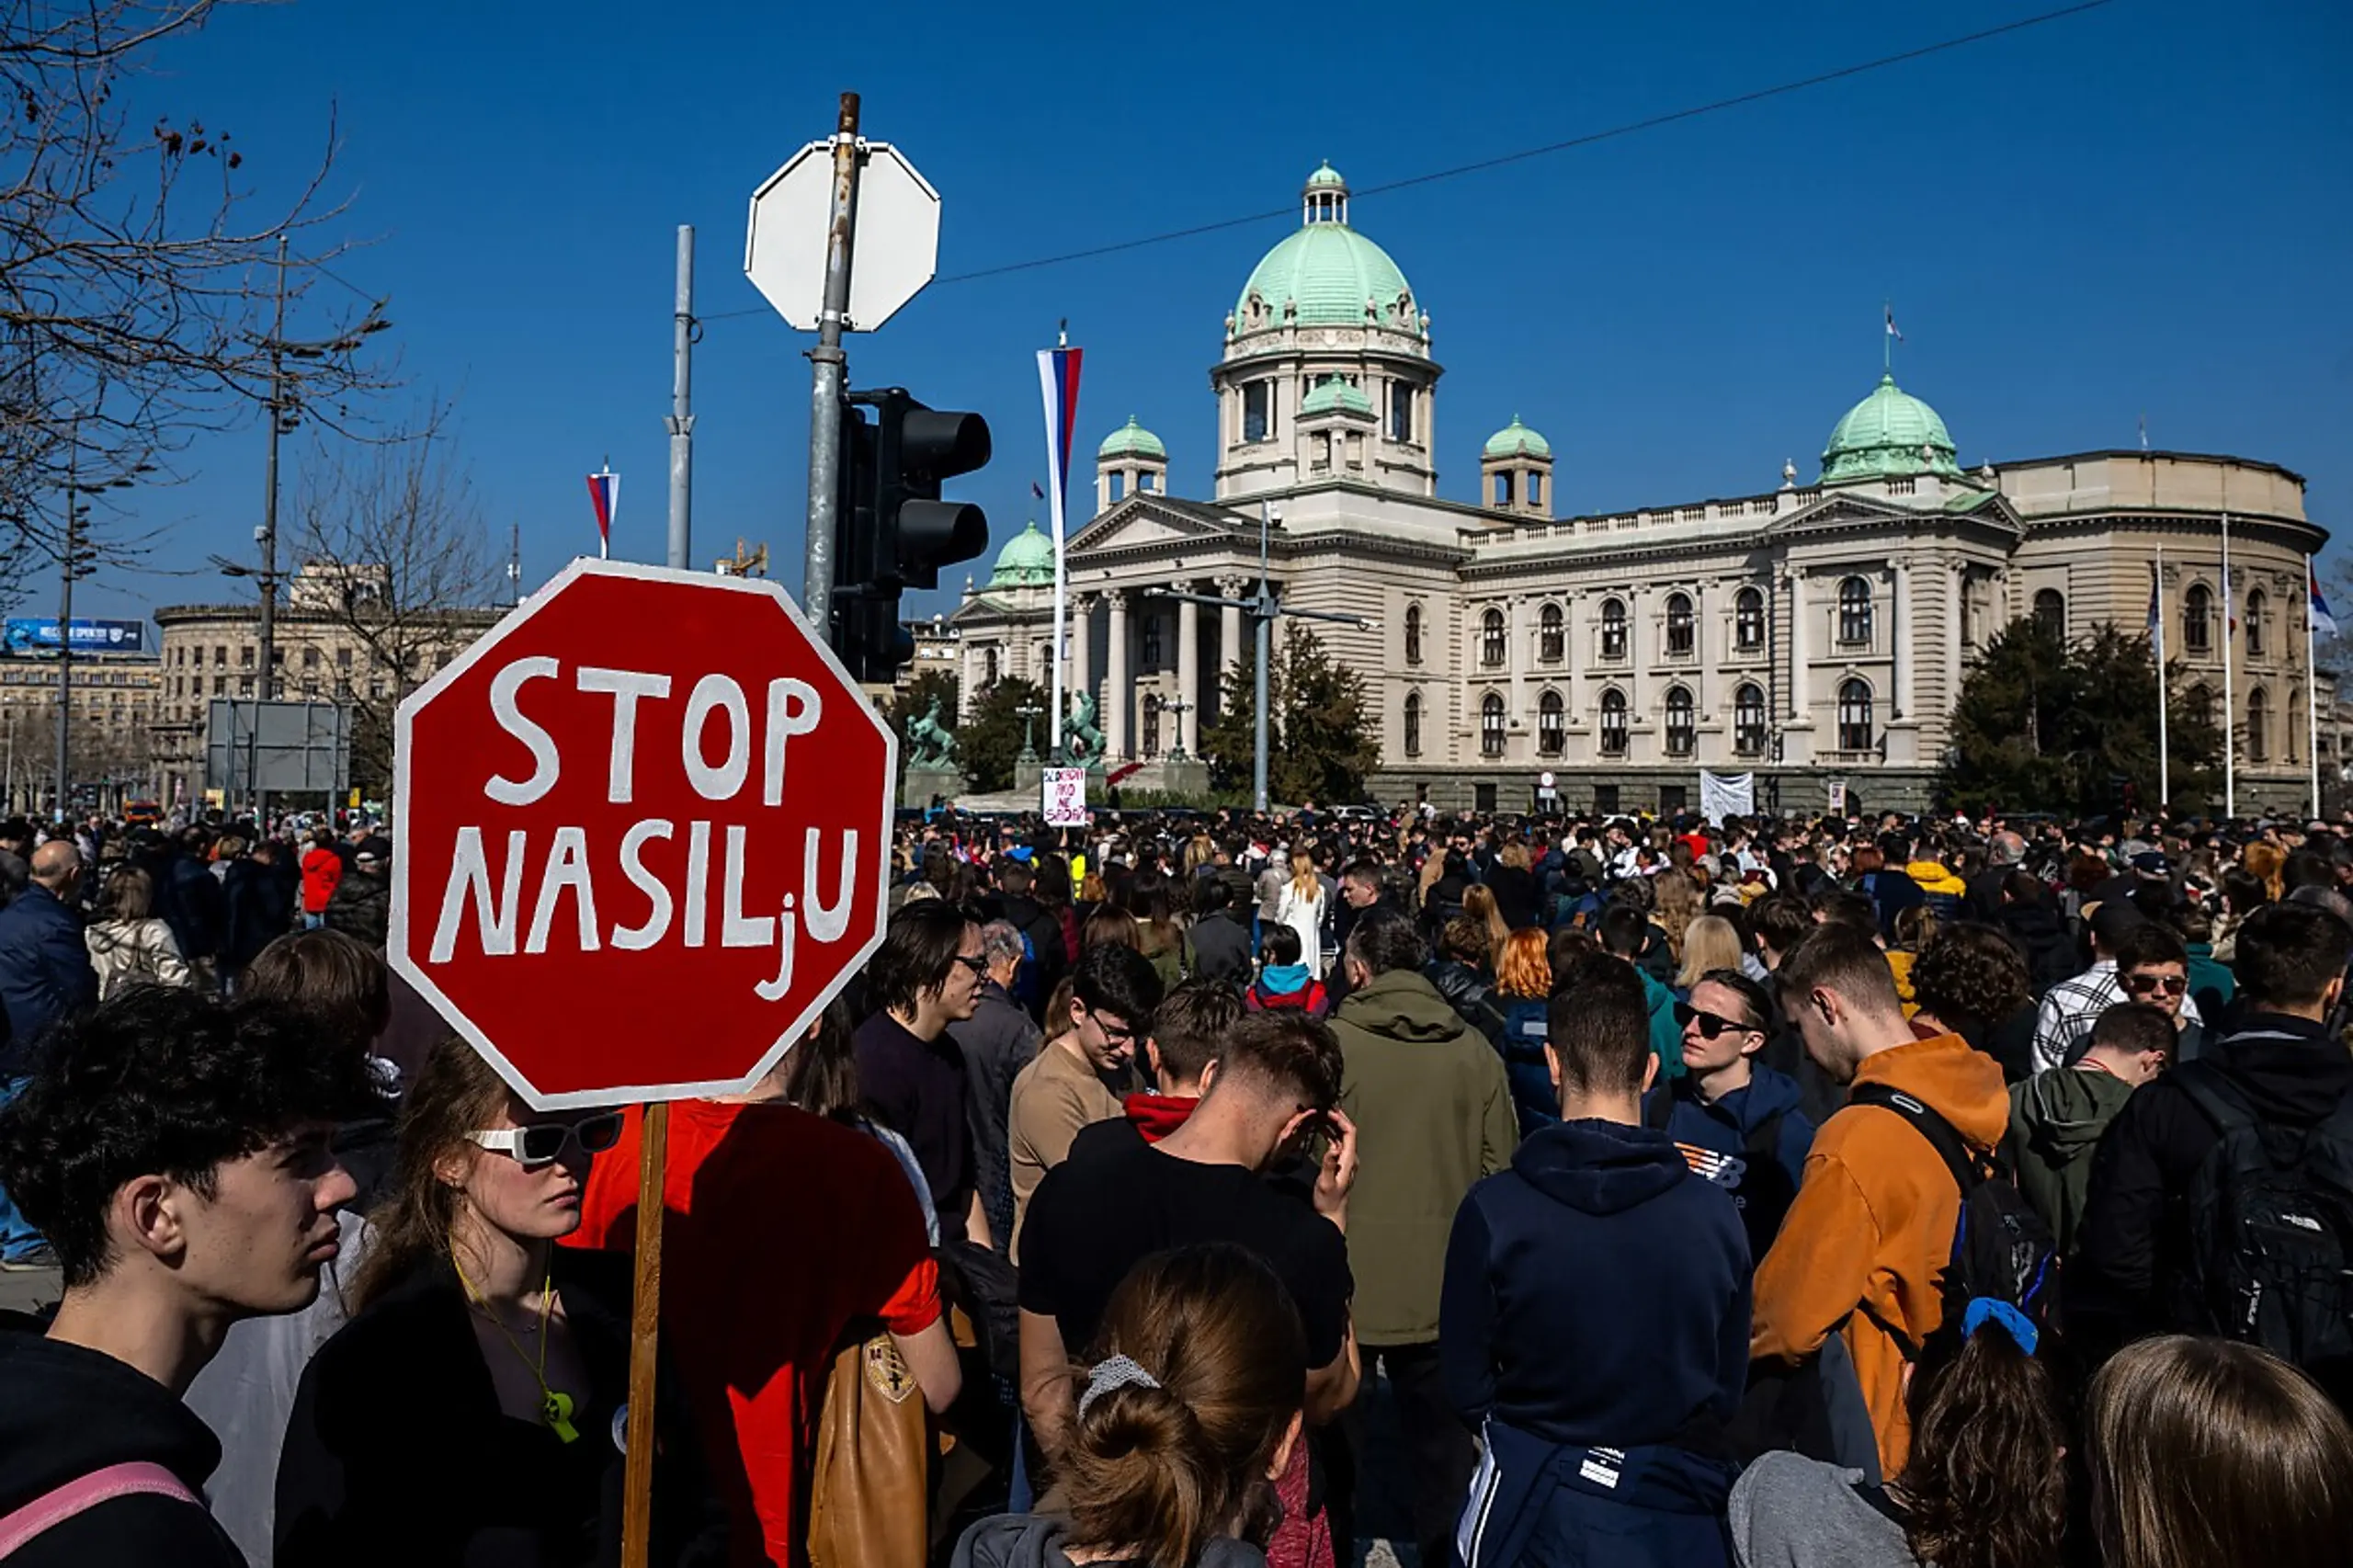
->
[1067,496,1249,555]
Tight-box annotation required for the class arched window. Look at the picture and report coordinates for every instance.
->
[1404,692,1423,756]
[2033,588,2066,638]
[2185,684,2212,727]
[1481,692,1506,757]
[2246,587,2267,656]
[1733,682,1768,756]
[1481,608,1506,668]
[983,647,1000,686]
[1598,689,1629,756]
[1665,592,1695,657]
[1735,587,1765,653]
[1600,597,1629,661]
[1539,603,1564,663]
[1108,472,1126,503]
[1837,678,1874,753]
[1404,604,1423,665]
[1838,577,1872,645]
[1538,689,1564,756]
[2184,584,2212,653]
[1664,686,1696,756]
[2247,687,2268,762]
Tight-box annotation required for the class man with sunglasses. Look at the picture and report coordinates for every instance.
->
[2115,926,2208,1062]
[2031,904,2204,1074]
[1643,970,1815,1264]
[857,899,992,1247]
[1006,942,1163,1261]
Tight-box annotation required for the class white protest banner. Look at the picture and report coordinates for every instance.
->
[1699,770,1756,824]
[1041,767,1090,827]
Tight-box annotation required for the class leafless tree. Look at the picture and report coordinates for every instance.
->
[0,0,392,571]
[290,425,498,782]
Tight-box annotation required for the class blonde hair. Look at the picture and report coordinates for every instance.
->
[1676,915,1744,989]
[1654,870,1701,961]
[1463,882,1510,961]
[1288,849,1318,904]
[2087,1335,2353,1568]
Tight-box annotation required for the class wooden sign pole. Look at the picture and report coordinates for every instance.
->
[620,1100,670,1568]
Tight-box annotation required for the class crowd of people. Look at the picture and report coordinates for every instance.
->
[2,800,2352,1567]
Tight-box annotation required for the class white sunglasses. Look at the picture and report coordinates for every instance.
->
[464,1111,626,1169]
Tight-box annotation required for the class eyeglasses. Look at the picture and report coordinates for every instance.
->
[2123,972,2188,997]
[1084,1007,1142,1046]
[465,1111,626,1169]
[1675,1002,1758,1040]
[953,954,989,976]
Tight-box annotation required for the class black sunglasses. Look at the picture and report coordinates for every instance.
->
[1674,1001,1758,1040]
[952,954,989,976]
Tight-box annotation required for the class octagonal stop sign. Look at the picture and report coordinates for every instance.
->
[389,560,898,1109]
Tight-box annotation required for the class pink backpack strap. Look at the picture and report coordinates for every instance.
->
[0,1461,201,1558]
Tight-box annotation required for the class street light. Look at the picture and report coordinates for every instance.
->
[1147,500,1375,812]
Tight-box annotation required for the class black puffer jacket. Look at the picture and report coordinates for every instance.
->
[1424,958,1491,1029]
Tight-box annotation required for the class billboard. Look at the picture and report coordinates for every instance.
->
[206,700,352,796]
[4,618,146,655]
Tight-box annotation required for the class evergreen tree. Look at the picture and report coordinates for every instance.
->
[1199,622,1379,805]
[1941,617,2222,813]
[958,676,1047,793]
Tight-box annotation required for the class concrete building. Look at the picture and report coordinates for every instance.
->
[0,650,164,812]
[951,163,2329,814]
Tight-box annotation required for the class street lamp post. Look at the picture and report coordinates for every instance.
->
[1163,693,1192,762]
[1147,499,1373,814]
[1015,699,1044,762]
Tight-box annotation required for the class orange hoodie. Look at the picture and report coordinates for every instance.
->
[1750,1031,2008,1480]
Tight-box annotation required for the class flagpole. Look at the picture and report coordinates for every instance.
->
[2222,512,2235,818]
[2154,548,2169,810]
[2309,553,2321,822]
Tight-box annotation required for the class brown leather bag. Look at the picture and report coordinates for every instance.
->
[806,1331,929,1568]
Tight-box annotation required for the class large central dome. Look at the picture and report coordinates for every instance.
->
[1234,163,1415,329]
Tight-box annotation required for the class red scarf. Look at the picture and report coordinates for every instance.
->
[1123,1092,1198,1143]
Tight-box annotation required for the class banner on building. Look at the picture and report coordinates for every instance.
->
[1041,766,1090,826]
[1827,779,1849,816]
[5,618,145,655]
[1699,770,1755,824]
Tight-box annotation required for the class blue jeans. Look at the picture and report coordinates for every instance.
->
[0,1077,42,1260]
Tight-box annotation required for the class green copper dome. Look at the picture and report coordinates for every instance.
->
[1097,415,1165,461]
[986,520,1054,588]
[1300,375,1374,418]
[1483,415,1551,460]
[1235,165,1417,333]
[1821,373,1961,483]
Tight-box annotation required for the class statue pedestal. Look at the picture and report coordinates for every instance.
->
[1157,756,1212,799]
[1014,756,1046,797]
[903,767,967,810]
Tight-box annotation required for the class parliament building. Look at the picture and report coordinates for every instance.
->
[951,164,2327,815]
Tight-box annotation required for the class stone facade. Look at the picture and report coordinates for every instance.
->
[0,652,164,811]
[952,165,2329,815]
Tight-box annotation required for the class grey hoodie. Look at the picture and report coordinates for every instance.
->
[953,1515,1267,1568]
[1729,1450,1917,1568]
[2005,1065,2139,1256]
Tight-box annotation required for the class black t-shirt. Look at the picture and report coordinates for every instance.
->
[1017,1135,1353,1369]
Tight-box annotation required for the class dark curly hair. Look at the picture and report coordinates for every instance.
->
[0,987,386,1289]
[1907,923,2033,1034]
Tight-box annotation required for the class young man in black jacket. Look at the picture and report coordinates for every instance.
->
[2073,900,2353,1401]
[0,987,377,1564]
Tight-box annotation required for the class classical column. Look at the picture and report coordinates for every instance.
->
[1105,589,1130,760]
[1944,562,1963,714]
[1787,567,1810,722]
[1506,595,1526,730]
[1893,560,1913,720]
[1176,590,1201,756]
[1070,592,1095,719]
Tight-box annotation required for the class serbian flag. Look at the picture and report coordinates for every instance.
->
[585,465,618,561]
[2146,563,2162,637]
[1884,304,1903,342]
[2314,565,2339,638]
[1037,347,1083,545]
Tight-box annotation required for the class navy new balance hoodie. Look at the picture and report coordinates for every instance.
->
[1641,1062,1816,1266]
[1440,1119,1750,1448]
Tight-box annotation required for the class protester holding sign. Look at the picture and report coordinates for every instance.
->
[274,1038,726,1568]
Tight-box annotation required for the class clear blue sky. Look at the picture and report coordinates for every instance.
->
[64,0,2353,631]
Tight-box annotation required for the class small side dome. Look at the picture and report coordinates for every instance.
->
[1300,375,1374,418]
[986,520,1055,588]
[1097,415,1166,461]
[1821,373,1961,483]
[1304,160,1347,190]
[1483,415,1552,460]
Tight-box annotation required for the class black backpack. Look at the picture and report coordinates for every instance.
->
[2174,1062,2353,1381]
[1848,1084,2061,1354]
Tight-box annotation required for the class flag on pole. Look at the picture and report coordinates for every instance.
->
[1030,480,1046,502]
[2224,561,2237,634]
[1883,304,1904,342]
[2146,564,2162,636]
[1038,339,1084,756]
[585,465,618,562]
[2313,567,2339,639]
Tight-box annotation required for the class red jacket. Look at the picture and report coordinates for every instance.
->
[301,846,344,915]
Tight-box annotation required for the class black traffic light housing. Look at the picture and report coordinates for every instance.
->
[830,388,992,683]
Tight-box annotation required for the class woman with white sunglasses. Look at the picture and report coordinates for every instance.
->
[275,1036,725,1568]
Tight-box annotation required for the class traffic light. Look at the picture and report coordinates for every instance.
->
[828,389,991,683]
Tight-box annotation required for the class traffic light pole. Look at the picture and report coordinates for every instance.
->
[801,92,862,631]
[666,224,696,573]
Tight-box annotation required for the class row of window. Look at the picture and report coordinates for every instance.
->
[1237,378,1418,444]
[1400,679,1880,760]
[170,642,358,671]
